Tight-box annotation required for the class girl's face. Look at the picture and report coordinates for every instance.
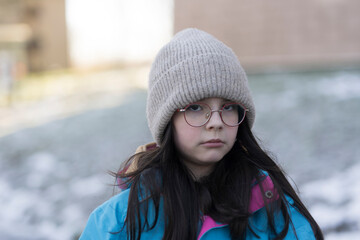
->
[172,97,239,179]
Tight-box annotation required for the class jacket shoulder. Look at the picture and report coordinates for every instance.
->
[79,190,130,239]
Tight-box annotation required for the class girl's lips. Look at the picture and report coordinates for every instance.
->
[201,139,224,147]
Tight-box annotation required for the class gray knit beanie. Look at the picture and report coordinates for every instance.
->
[147,28,255,144]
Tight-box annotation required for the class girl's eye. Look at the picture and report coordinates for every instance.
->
[187,104,202,111]
[223,104,235,111]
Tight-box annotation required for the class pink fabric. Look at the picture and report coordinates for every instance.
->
[197,175,279,240]
[197,215,226,240]
[248,175,279,213]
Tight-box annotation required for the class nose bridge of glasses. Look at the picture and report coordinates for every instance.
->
[206,109,223,123]
[211,109,223,113]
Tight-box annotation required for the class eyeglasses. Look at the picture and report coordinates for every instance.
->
[177,102,248,127]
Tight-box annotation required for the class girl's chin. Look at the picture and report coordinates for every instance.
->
[197,156,224,164]
[200,151,226,162]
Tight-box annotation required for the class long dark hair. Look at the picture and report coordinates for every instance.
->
[116,118,323,240]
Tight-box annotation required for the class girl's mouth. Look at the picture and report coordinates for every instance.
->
[201,139,224,147]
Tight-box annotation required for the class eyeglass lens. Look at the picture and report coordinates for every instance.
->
[184,103,246,127]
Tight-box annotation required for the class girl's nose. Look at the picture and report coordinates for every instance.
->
[205,111,223,129]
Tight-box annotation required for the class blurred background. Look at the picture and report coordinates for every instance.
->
[0,0,359,239]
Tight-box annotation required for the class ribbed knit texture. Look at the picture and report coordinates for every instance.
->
[147,28,255,144]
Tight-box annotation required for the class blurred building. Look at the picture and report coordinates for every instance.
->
[2,0,359,74]
[0,0,68,73]
[174,0,360,72]
[66,0,173,69]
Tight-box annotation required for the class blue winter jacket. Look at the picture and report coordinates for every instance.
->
[79,171,315,240]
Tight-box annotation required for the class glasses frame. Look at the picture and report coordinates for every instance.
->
[177,102,248,127]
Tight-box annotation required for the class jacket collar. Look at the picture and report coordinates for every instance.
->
[197,173,279,240]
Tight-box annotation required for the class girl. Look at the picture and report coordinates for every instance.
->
[80,28,323,240]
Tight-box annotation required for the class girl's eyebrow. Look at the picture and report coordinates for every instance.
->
[219,99,233,104]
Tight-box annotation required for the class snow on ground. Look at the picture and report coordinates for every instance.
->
[0,88,153,239]
[0,69,359,239]
[301,162,360,237]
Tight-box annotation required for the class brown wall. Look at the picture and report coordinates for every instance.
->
[24,0,68,71]
[0,0,68,72]
[174,0,360,72]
